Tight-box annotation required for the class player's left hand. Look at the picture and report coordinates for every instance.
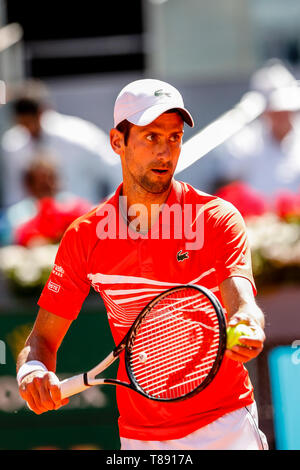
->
[225,312,265,363]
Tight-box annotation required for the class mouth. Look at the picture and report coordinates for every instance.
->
[151,169,169,175]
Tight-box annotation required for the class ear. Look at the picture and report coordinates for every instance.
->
[110,128,125,156]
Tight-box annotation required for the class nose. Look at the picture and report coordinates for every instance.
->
[156,139,171,159]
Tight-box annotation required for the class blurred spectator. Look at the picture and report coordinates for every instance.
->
[1,80,122,208]
[275,189,300,222]
[2,158,92,247]
[180,60,300,201]
[215,181,269,219]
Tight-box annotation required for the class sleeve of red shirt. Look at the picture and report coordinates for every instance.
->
[38,225,91,320]
[212,200,257,295]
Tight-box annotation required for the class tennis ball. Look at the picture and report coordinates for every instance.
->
[226,324,253,349]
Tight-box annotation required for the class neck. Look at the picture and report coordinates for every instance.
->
[121,179,174,232]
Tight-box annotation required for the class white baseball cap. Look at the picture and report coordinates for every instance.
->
[114,79,194,128]
[250,59,297,98]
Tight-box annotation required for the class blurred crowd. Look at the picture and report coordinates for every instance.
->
[1,59,300,248]
[0,80,122,246]
[183,59,300,221]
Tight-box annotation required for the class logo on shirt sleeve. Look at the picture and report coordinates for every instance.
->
[48,281,61,293]
[53,264,65,278]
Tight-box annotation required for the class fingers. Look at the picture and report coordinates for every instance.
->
[225,344,263,363]
[44,373,69,409]
[227,312,261,329]
[237,336,264,349]
[226,311,266,363]
[19,371,69,414]
[225,332,264,362]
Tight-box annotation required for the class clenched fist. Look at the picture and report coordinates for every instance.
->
[19,370,69,414]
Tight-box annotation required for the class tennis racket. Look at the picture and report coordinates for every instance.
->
[60,284,227,402]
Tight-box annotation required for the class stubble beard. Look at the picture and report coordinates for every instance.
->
[139,172,173,194]
[124,147,176,195]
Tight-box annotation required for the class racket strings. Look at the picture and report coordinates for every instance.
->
[129,287,221,399]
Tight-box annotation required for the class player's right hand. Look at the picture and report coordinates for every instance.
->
[19,370,69,414]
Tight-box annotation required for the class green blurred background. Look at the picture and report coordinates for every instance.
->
[0,292,120,450]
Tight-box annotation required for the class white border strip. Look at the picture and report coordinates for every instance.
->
[0,81,5,105]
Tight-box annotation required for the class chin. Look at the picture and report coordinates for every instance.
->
[145,183,172,194]
[140,175,173,194]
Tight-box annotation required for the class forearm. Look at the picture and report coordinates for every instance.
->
[17,333,58,373]
[17,308,72,414]
[17,308,72,375]
[220,277,265,328]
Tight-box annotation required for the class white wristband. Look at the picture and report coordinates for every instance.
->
[17,360,48,386]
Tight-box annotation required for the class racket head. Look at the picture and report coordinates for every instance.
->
[124,284,226,402]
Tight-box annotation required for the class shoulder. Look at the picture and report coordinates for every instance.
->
[180,181,239,214]
[57,204,104,263]
[66,205,100,235]
[63,192,117,244]
[179,181,244,231]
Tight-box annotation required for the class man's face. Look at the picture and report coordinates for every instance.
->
[112,112,184,194]
[26,166,57,199]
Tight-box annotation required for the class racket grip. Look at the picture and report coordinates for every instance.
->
[60,373,89,399]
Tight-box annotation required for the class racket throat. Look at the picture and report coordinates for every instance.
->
[102,378,134,391]
[85,376,134,392]
[83,372,91,387]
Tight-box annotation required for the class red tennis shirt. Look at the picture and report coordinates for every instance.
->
[38,180,256,440]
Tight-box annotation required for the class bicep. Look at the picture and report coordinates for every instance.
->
[27,308,73,353]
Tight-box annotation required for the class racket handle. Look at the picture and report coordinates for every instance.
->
[60,373,90,399]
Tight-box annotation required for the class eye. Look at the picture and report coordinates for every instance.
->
[146,133,156,142]
[170,134,182,142]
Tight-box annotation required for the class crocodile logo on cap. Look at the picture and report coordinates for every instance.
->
[154,89,172,98]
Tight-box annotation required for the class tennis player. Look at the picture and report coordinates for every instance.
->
[17,79,268,450]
